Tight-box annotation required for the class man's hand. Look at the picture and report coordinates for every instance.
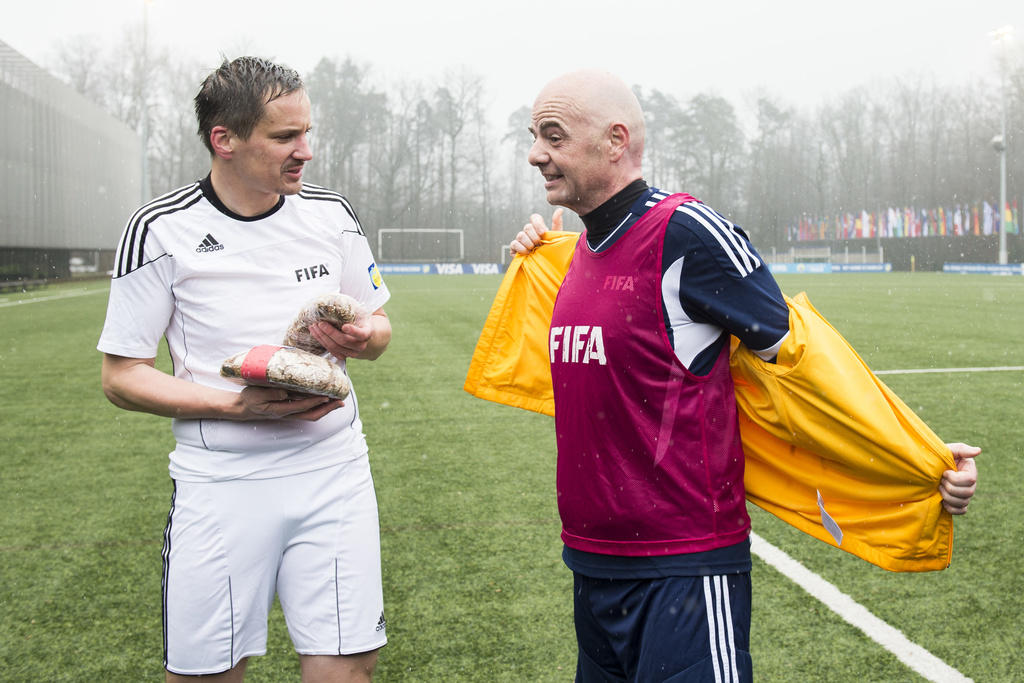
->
[308,308,390,361]
[310,319,371,360]
[102,352,344,422]
[940,442,980,515]
[239,385,345,421]
[510,208,563,255]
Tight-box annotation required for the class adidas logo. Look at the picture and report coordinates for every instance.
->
[196,234,224,253]
[375,612,386,632]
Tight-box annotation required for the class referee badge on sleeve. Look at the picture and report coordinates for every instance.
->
[368,262,383,290]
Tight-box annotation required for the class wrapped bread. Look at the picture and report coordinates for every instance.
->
[221,344,350,399]
[283,292,366,355]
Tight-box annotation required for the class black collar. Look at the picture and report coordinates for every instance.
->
[199,174,286,222]
[580,179,649,243]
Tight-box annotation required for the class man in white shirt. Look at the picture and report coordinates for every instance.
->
[98,56,391,682]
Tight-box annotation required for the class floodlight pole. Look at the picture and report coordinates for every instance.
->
[991,25,1014,265]
[140,0,152,203]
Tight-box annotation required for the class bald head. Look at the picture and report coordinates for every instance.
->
[535,70,645,162]
[528,70,645,214]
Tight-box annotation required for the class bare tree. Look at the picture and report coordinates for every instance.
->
[634,86,685,189]
[50,34,106,104]
[306,56,385,198]
[678,93,745,208]
[146,58,210,192]
[503,106,535,226]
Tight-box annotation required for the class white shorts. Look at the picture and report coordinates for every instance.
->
[162,456,386,675]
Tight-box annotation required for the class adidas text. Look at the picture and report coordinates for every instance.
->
[196,234,224,253]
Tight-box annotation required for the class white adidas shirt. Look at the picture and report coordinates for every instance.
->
[98,178,391,482]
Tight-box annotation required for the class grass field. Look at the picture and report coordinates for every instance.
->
[0,272,1021,681]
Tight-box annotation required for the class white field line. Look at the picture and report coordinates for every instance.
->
[875,366,1023,375]
[0,288,106,308]
[750,532,972,683]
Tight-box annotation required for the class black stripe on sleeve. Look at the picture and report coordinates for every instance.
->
[298,183,365,235]
[115,184,203,277]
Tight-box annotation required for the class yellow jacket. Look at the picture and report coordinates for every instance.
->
[465,232,955,572]
[463,231,578,416]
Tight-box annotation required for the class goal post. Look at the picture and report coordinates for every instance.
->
[377,229,465,262]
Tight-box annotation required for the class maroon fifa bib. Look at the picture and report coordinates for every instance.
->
[550,194,749,556]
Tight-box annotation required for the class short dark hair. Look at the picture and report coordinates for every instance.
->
[194,56,304,154]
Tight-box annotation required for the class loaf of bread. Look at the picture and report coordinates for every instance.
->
[282,292,366,354]
[220,344,350,399]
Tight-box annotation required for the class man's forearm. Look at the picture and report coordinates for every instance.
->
[101,354,242,419]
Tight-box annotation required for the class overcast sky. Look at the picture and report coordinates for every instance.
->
[2,0,1020,124]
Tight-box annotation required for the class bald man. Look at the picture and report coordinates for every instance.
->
[511,71,979,682]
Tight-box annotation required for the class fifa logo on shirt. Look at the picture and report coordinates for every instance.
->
[295,264,330,282]
[550,326,606,365]
[603,275,635,291]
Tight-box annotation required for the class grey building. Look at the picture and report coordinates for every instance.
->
[1,39,141,282]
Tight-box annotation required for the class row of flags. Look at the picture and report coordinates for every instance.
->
[789,201,1020,242]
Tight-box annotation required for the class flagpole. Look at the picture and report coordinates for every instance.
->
[1000,96,1007,263]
